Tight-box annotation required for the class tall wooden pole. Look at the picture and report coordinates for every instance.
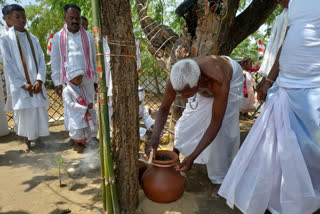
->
[91,0,120,213]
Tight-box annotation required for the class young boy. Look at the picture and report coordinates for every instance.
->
[0,4,49,151]
[63,69,97,153]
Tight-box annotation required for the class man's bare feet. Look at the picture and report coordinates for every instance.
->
[211,184,221,198]
[73,142,86,153]
[22,138,31,153]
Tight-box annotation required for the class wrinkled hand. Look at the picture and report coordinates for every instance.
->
[32,80,42,94]
[22,84,33,92]
[177,155,195,172]
[145,138,159,156]
[55,85,63,97]
[256,79,272,103]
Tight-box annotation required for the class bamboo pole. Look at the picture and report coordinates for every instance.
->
[91,0,120,213]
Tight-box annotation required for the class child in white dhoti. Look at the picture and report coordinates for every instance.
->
[0,4,49,151]
[63,69,98,153]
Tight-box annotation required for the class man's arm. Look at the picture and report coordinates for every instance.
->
[257,27,289,102]
[50,33,63,96]
[0,36,26,91]
[179,81,230,171]
[145,80,176,154]
[33,37,46,94]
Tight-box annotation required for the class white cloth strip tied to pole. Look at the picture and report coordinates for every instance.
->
[136,39,141,72]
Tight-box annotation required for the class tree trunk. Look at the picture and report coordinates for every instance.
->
[101,0,139,213]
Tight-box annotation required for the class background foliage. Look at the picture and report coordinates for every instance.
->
[2,0,283,72]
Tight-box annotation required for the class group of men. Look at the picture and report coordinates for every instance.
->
[0,3,99,152]
[0,3,154,153]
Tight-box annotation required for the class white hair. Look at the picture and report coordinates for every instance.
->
[170,59,200,91]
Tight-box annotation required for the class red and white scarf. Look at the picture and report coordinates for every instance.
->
[60,24,93,83]
[67,82,95,132]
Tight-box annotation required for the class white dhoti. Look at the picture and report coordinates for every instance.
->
[14,107,49,141]
[0,77,9,136]
[175,91,241,184]
[219,84,320,214]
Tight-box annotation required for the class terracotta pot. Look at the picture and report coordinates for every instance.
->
[141,150,186,203]
[138,160,148,183]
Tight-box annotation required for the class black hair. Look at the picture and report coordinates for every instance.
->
[2,5,11,16]
[81,16,88,21]
[5,4,25,15]
[64,3,81,13]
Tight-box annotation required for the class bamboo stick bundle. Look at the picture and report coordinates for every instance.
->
[91,0,119,212]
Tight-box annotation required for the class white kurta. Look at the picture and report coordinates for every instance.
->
[174,56,243,184]
[258,9,288,77]
[0,28,9,136]
[0,28,49,140]
[62,84,97,142]
[0,72,8,136]
[51,29,97,102]
[219,1,320,213]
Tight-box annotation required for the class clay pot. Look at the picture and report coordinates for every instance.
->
[141,150,186,203]
[138,160,148,183]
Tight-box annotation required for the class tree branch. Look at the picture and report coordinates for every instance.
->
[135,0,178,57]
[229,0,278,51]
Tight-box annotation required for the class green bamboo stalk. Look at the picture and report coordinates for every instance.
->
[98,104,107,211]
[91,0,120,213]
[101,105,114,213]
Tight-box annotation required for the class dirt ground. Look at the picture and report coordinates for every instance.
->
[0,117,317,214]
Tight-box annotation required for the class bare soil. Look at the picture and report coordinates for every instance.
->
[1,117,318,214]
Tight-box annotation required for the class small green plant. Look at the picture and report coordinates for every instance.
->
[55,153,64,187]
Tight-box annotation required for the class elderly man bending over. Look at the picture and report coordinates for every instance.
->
[146,55,243,195]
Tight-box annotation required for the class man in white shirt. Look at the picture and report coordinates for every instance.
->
[0,4,50,151]
[51,3,97,104]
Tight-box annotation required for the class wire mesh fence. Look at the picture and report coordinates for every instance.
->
[139,70,167,112]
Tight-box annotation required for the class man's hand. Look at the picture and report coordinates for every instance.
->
[177,155,195,172]
[257,78,272,103]
[55,85,63,97]
[145,138,159,156]
[32,80,42,94]
[22,84,33,92]
[88,103,93,109]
